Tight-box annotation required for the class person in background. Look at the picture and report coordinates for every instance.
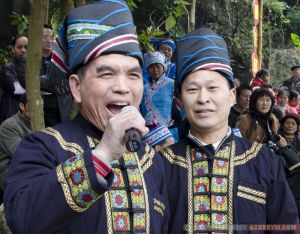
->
[40,24,73,127]
[157,39,176,80]
[228,84,252,128]
[250,69,270,88]
[159,27,298,233]
[0,36,27,124]
[236,88,280,143]
[288,90,300,117]
[140,51,177,150]
[4,1,170,233]
[0,94,31,203]
[275,89,298,117]
[278,114,300,220]
[282,65,300,91]
[279,113,300,155]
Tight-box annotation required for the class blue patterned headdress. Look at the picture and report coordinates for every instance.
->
[52,0,143,74]
[176,27,234,87]
[158,39,176,52]
[144,51,166,70]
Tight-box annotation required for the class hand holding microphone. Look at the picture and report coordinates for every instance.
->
[95,106,148,162]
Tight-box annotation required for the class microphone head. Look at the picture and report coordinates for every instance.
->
[124,128,141,152]
[126,139,141,152]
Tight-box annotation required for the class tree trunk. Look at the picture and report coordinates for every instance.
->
[26,0,47,131]
[74,0,86,7]
[44,0,49,24]
[59,0,74,20]
[257,0,263,70]
[188,0,196,33]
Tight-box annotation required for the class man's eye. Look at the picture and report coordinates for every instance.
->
[187,88,197,92]
[99,73,113,78]
[208,86,218,91]
[129,73,141,80]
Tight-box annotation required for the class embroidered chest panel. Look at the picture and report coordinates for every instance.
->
[88,137,150,234]
[186,143,235,234]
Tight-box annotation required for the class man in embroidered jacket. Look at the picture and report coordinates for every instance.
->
[3,1,169,233]
[159,27,299,234]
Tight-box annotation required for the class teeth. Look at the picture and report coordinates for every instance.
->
[110,103,129,106]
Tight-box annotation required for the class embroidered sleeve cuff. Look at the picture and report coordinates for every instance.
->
[56,154,101,212]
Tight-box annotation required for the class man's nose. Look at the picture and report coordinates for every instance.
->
[112,76,130,93]
[196,90,209,104]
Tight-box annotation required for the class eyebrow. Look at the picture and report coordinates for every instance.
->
[128,66,142,73]
[95,65,142,74]
[186,80,216,86]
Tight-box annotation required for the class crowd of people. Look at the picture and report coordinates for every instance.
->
[0,0,299,233]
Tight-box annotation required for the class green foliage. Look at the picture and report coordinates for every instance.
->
[0,46,12,70]
[10,12,29,35]
[269,48,300,88]
[165,0,189,31]
[166,15,176,32]
[291,33,300,49]
[286,7,300,32]
[50,8,60,36]
[264,0,288,15]
[138,26,165,51]
[127,0,141,11]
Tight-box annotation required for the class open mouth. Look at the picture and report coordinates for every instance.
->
[107,102,129,115]
[195,109,213,113]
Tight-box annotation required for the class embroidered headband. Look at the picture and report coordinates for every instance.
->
[52,0,143,74]
[176,27,234,87]
[158,39,176,52]
[144,51,166,71]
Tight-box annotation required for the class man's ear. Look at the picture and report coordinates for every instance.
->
[230,88,237,107]
[69,74,81,104]
[19,102,25,113]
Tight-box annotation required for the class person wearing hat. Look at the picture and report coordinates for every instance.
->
[282,65,300,91]
[159,27,298,233]
[140,51,177,150]
[157,39,176,80]
[3,1,170,233]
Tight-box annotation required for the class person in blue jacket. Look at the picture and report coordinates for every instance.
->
[140,51,178,150]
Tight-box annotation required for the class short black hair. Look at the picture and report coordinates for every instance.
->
[236,84,252,98]
[44,23,52,30]
[17,94,27,104]
[289,90,299,101]
[255,69,269,78]
[277,89,290,98]
[291,65,300,71]
[11,35,27,47]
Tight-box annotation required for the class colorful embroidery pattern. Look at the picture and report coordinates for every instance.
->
[112,212,130,231]
[61,154,99,210]
[194,177,210,193]
[190,144,231,233]
[67,23,113,43]
[108,152,148,233]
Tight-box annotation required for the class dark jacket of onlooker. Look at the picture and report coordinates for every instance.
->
[0,57,26,124]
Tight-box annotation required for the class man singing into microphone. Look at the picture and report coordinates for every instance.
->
[4,1,169,233]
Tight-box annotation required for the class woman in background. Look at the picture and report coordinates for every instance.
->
[236,87,280,144]
[250,69,270,88]
[140,51,178,150]
[157,39,176,80]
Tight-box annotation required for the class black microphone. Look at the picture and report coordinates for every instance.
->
[124,128,141,152]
